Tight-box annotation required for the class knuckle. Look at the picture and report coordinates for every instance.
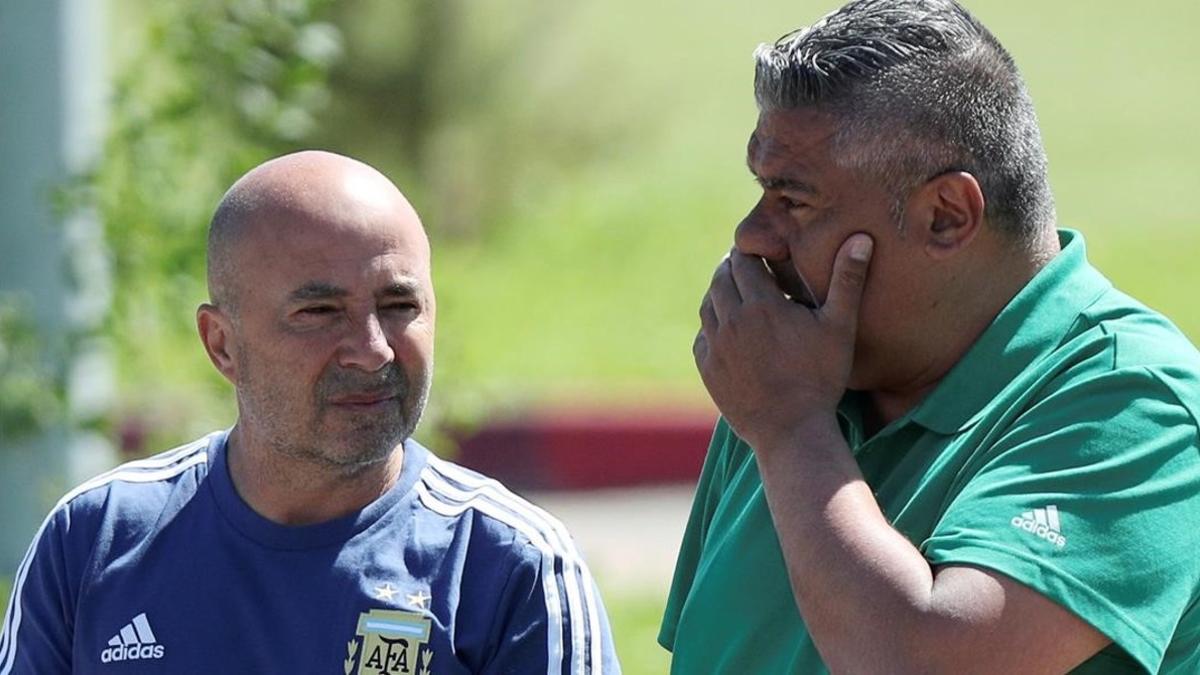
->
[838,264,866,287]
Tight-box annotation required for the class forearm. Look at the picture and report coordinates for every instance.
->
[752,416,965,674]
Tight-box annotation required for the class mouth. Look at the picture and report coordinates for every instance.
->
[329,392,399,408]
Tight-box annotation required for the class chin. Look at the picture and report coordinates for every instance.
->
[341,427,407,462]
[317,440,398,470]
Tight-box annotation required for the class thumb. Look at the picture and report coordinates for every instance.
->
[821,233,873,330]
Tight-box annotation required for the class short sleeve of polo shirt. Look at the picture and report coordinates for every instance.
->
[922,365,1200,673]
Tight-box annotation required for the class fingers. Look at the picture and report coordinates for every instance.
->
[700,292,718,332]
[692,329,708,365]
[728,251,779,302]
[821,233,873,331]
[706,254,740,323]
[696,255,732,367]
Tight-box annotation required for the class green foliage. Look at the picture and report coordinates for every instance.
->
[76,0,341,450]
[0,296,64,441]
[316,0,647,241]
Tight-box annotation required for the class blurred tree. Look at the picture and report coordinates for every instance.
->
[316,0,646,242]
[73,0,341,454]
[0,295,64,440]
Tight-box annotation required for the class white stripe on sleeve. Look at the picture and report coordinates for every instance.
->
[422,458,602,675]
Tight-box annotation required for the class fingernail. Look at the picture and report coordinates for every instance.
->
[849,236,873,262]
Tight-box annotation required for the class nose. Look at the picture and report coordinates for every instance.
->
[733,200,786,260]
[338,312,395,372]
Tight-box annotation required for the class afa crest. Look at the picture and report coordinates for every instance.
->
[344,609,434,675]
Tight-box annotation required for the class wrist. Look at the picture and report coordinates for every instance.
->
[742,410,843,456]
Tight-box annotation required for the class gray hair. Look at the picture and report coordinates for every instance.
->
[754,0,1054,239]
[206,187,255,317]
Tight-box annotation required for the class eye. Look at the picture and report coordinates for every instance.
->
[298,305,337,315]
[381,301,419,313]
[779,195,807,211]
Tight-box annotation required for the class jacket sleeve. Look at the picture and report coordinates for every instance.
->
[0,505,78,675]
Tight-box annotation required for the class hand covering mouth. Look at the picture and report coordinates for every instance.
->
[764,259,818,308]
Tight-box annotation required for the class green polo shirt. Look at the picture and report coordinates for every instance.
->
[660,230,1200,674]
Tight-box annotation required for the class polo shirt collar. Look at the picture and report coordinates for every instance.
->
[906,229,1111,435]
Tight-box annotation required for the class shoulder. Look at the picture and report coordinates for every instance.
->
[6,432,220,619]
[980,292,1200,483]
[413,452,582,565]
[410,450,617,673]
[47,432,217,543]
[1050,288,1200,430]
[1089,288,1200,421]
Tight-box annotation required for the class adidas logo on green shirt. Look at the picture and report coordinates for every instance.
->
[1011,505,1067,549]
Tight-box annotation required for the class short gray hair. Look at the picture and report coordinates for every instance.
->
[754,0,1054,239]
[206,184,266,317]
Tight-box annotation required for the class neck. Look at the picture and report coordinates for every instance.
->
[863,227,1060,431]
[224,424,405,526]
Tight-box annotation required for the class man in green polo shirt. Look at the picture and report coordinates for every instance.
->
[660,1,1200,673]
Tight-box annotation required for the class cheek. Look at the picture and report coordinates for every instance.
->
[787,236,842,304]
[857,254,919,339]
[389,321,435,365]
[243,333,333,389]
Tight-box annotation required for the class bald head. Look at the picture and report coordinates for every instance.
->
[197,150,437,478]
[207,150,427,314]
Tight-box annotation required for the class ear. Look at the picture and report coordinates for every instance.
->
[906,171,985,260]
[197,303,238,384]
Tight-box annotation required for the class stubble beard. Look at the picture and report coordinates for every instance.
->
[237,352,432,474]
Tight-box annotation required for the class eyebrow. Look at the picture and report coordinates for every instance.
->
[287,278,422,303]
[753,172,821,195]
[745,149,820,195]
[288,282,348,302]
[379,280,421,297]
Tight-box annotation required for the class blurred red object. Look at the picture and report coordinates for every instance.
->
[452,407,716,491]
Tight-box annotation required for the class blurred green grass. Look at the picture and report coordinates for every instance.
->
[606,588,673,674]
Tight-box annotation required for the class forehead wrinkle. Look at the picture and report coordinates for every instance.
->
[747,123,839,197]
